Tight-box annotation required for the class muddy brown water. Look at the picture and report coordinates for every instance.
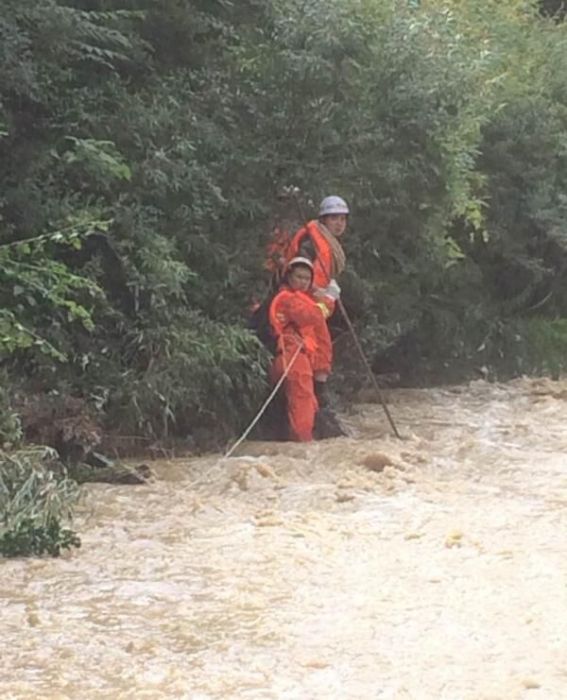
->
[1,377,566,699]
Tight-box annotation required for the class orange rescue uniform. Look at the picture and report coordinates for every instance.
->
[286,220,337,317]
[269,287,332,441]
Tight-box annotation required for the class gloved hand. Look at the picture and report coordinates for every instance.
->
[323,279,341,301]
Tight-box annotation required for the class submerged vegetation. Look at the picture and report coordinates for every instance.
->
[0,447,80,557]
[2,1,567,554]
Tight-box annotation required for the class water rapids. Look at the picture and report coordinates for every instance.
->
[2,377,566,699]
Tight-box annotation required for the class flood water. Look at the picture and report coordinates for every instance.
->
[2,377,566,699]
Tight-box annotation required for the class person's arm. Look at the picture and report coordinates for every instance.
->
[300,233,339,312]
[311,308,332,375]
[312,278,341,318]
[278,294,332,372]
[277,292,324,327]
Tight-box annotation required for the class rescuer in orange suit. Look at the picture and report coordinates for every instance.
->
[285,195,349,320]
[269,257,333,442]
[284,196,349,433]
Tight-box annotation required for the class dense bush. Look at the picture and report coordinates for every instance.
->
[1,0,567,452]
[0,373,22,447]
[0,447,80,557]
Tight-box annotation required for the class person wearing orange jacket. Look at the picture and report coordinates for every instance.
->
[285,196,349,432]
[285,195,349,320]
[269,257,333,442]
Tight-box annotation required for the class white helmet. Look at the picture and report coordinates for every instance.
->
[318,195,349,217]
[286,256,314,274]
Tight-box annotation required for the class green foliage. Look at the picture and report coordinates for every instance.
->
[0,517,81,558]
[62,138,132,184]
[102,311,269,443]
[1,0,567,450]
[0,447,81,557]
[0,374,22,447]
[0,221,106,363]
[512,318,567,375]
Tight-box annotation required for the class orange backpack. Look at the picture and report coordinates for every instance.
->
[264,225,293,285]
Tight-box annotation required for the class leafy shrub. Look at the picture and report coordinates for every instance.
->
[0,374,22,447]
[2,0,567,447]
[101,311,270,445]
[0,447,81,557]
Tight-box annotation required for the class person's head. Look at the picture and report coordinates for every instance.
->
[318,195,349,238]
[285,256,314,292]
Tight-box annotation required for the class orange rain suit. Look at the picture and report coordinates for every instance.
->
[286,220,337,317]
[269,287,332,441]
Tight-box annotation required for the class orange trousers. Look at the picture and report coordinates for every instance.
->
[271,352,318,441]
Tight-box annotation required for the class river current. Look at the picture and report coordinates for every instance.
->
[2,377,566,699]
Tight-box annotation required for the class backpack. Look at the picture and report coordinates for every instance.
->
[248,223,299,353]
[247,293,277,355]
[264,225,293,283]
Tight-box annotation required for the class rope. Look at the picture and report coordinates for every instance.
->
[222,342,302,460]
[182,342,303,491]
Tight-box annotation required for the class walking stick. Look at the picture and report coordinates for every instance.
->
[336,298,401,439]
[291,191,402,439]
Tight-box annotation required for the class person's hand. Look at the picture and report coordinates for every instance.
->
[325,279,341,300]
[314,280,341,301]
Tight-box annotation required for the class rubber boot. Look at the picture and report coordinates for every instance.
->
[313,381,347,439]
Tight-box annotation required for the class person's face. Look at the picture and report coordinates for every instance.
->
[321,214,348,237]
[288,265,313,292]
